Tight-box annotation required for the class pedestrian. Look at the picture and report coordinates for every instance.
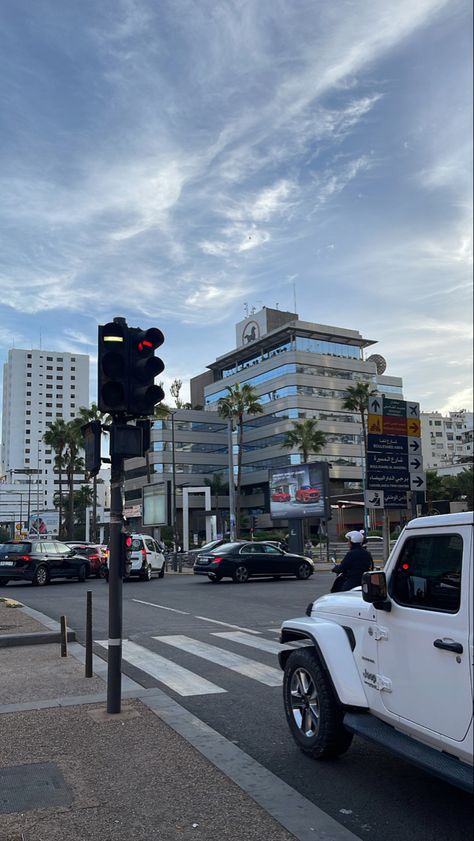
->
[330,530,373,593]
[305,540,313,559]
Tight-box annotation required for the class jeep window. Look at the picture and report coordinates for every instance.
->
[390,533,462,612]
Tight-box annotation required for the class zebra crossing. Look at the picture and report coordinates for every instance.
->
[96,628,299,697]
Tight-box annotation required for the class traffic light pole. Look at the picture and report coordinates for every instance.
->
[107,444,124,714]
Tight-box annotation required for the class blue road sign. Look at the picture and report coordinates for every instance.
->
[367,470,411,490]
[368,451,408,471]
[384,490,408,509]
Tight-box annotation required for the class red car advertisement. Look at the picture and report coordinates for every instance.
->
[269,462,329,520]
[295,486,320,503]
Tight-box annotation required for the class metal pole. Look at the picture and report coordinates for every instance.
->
[85,590,93,678]
[227,419,236,541]
[36,442,40,525]
[107,446,124,714]
[27,471,31,531]
[60,615,68,657]
[171,411,178,570]
[19,493,23,532]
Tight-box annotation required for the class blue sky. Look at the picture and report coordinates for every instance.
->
[0,0,472,413]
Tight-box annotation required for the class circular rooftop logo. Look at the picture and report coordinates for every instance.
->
[242,320,260,344]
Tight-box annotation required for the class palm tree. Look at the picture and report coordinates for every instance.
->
[217,384,263,536]
[341,381,378,464]
[282,419,327,463]
[74,485,94,537]
[63,423,85,539]
[204,473,229,535]
[73,404,108,542]
[43,418,69,538]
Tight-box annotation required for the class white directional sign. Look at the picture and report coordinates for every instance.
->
[365,490,384,509]
[410,472,426,491]
[368,396,383,415]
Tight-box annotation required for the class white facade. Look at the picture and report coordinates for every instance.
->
[420,410,473,469]
[1,348,89,512]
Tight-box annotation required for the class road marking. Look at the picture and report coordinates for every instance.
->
[194,615,261,634]
[212,631,291,654]
[132,599,189,615]
[153,635,283,687]
[96,640,225,697]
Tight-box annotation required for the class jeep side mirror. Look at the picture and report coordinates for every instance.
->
[362,571,391,611]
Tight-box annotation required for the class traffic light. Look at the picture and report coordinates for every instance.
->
[128,327,165,416]
[121,532,133,578]
[98,320,129,413]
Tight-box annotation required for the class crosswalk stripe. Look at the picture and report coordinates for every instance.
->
[194,615,261,634]
[153,635,283,687]
[212,631,290,654]
[96,640,226,697]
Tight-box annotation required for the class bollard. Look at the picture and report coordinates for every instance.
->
[85,590,93,678]
[60,615,68,657]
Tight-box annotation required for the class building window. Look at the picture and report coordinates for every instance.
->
[57,358,63,362]
[26,392,31,396]
[27,354,32,359]
[46,375,53,380]
[26,401,31,406]
[57,376,63,381]
[25,458,30,464]
[26,410,31,415]
[27,363,32,368]
[46,412,53,417]
[25,449,30,454]
[47,366,53,370]
[47,356,52,361]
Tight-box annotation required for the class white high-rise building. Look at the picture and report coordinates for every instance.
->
[420,410,473,468]
[1,349,89,513]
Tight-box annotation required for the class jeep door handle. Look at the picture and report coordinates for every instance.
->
[433,638,463,654]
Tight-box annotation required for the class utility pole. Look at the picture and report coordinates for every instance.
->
[227,418,236,541]
[107,449,124,713]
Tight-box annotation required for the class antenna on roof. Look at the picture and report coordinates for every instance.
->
[244,303,249,317]
[275,302,279,310]
[293,281,297,314]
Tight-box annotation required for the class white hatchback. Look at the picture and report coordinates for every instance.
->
[128,534,165,581]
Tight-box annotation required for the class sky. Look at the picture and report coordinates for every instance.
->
[0,0,472,415]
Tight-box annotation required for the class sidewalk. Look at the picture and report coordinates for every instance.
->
[0,598,358,841]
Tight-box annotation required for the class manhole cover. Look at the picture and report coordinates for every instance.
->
[0,762,72,813]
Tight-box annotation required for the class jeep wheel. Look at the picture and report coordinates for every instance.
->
[283,649,353,759]
[32,565,49,587]
[296,562,312,580]
[233,564,249,584]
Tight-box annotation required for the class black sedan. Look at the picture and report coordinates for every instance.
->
[193,541,314,583]
[0,540,91,586]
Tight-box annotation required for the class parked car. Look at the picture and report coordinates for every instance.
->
[193,541,314,583]
[64,542,107,578]
[271,491,291,503]
[0,539,91,586]
[295,486,321,503]
[128,534,165,580]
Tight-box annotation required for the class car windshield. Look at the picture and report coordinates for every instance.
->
[0,542,32,555]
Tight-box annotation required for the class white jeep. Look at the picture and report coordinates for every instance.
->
[279,511,473,793]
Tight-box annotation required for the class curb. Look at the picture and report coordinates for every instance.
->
[0,630,76,648]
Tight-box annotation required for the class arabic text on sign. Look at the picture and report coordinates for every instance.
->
[368,434,408,454]
[383,398,407,418]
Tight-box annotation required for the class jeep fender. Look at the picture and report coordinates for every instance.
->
[280,616,368,708]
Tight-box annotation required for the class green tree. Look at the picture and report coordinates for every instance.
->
[426,469,446,509]
[170,378,184,408]
[74,485,94,536]
[341,381,378,464]
[282,419,327,463]
[43,417,69,538]
[204,473,229,535]
[217,384,263,536]
[72,403,109,542]
[63,423,85,539]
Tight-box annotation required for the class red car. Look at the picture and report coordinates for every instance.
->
[295,486,321,503]
[65,543,107,578]
[272,491,291,503]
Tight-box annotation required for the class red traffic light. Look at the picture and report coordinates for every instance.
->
[136,328,164,353]
[124,534,133,549]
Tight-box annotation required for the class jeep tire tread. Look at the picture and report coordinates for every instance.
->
[283,648,353,759]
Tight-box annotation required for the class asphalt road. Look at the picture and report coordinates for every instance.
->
[6,571,472,841]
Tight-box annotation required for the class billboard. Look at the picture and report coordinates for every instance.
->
[28,511,60,536]
[269,462,330,520]
[142,482,169,526]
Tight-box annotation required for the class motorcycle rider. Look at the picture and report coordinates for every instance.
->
[331,530,373,592]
